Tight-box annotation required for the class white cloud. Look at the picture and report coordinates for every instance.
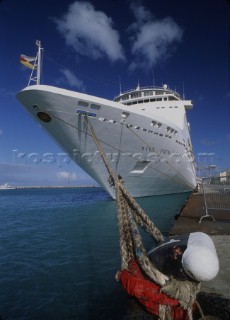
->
[129,3,183,70]
[56,171,78,181]
[55,1,125,62]
[60,68,85,90]
[130,2,152,23]
[199,138,220,146]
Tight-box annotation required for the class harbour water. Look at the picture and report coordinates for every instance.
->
[0,187,190,319]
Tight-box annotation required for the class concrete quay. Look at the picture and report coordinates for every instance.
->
[169,192,230,318]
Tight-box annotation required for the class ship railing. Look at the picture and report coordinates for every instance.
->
[199,175,230,223]
[114,86,181,101]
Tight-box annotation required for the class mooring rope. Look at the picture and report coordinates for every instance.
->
[85,116,204,319]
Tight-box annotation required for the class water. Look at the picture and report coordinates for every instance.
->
[0,187,190,320]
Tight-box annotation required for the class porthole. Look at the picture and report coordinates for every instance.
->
[37,112,51,123]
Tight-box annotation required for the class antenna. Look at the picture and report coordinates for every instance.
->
[182,80,185,99]
[151,69,155,86]
[36,40,42,85]
[119,76,122,94]
[28,40,43,86]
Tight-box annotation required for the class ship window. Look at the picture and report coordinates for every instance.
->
[151,120,157,127]
[130,161,150,174]
[99,117,106,121]
[121,95,128,101]
[134,126,140,129]
[142,128,147,131]
[138,100,143,104]
[131,92,141,98]
[164,98,167,101]
[91,103,101,110]
[108,120,116,123]
[144,99,149,103]
[150,98,156,102]
[78,101,89,107]
[144,91,153,96]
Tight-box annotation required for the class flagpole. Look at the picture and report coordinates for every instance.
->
[36,40,42,85]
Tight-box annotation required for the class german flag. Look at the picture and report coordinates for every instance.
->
[20,54,36,69]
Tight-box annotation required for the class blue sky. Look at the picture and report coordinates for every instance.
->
[0,0,229,186]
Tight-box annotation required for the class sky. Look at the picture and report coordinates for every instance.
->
[0,0,229,186]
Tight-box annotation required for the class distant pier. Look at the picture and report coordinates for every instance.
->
[169,191,230,318]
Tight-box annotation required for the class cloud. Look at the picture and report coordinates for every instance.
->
[0,88,15,98]
[56,171,78,181]
[199,138,220,146]
[128,3,183,70]
[60,68,85,90]
[55,1,125,62]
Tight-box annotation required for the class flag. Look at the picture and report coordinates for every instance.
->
[20,54,36,69]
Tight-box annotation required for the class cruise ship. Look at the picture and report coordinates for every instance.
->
[16,41,196,198]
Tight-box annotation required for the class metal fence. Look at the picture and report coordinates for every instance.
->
[199,175,230,223]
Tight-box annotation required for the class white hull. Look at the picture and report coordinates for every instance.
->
[17,85,196,198]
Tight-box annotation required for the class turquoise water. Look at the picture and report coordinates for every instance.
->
[0,188,190,319]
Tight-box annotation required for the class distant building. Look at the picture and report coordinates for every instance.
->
[220,168,230,182]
